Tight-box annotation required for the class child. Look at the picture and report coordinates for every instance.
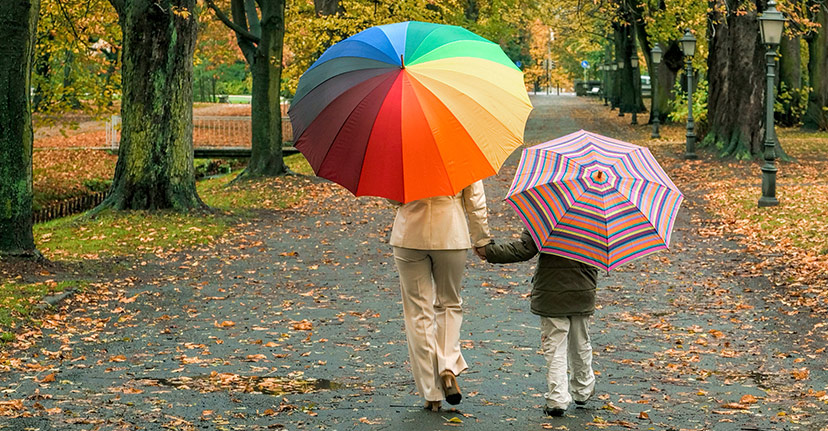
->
[475,229,598,417]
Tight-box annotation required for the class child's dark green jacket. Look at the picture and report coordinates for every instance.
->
[484,229,598,318]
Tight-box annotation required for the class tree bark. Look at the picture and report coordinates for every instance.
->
[313,0,342,16]
[803,2,828,130]
[776,33,802,127]
[612,25,625,113]
[240,0,288,178]
[0,0,39,257]
[100,0,204,210]
[654,42,683,123]
[616,24,639,115]
[207,0,288,179]
[705,0,768,158]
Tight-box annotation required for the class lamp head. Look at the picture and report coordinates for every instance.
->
[651,45,663,65]
[759,0,786,46]
[680,29,696,57]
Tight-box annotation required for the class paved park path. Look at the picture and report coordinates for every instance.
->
[3,95,827,430]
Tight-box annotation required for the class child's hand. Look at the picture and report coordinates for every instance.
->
[473,246,487,260]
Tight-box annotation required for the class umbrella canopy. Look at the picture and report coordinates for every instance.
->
[505,130,683,272]
[289,21,533,203]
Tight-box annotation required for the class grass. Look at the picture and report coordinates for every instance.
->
[2,153,319,338]
[34,153,315,261]
[633,114,828,285]
[0,280,87,341]
[34,210,228,260]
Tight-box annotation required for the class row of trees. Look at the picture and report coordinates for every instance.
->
[543,0,827,157]
[2,0,826,258]
[0,0,544,257]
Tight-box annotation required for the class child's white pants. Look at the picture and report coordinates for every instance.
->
[540,315,595,409]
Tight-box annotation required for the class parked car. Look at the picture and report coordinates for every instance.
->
[641,75,652,98]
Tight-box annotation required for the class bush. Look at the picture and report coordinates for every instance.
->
[668,77,708,136]
[774,83,809,127]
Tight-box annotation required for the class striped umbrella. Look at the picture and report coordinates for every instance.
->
[505,130,683,271]
[289,21,532,203]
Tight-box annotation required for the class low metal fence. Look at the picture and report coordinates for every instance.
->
[33,191,108,224]
[105,114,294,149]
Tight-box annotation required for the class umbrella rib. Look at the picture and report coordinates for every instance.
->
[409,65,531,113]
[610,180,681,247]
[405,25,463,61]
[406,72,528,165]
[405,74,492,193]
[317,73,399,183]
[541,183,611,270]
[409,39,500,65]
[310,39,400,70]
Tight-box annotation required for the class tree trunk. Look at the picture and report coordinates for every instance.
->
[313,0,342,16]
[612,26,625,113]
[777,33,802,127]
[240,1,288,178]
[655,42,683,123]
[0,0,39,257]
[100,0,203,210]
[705,0,768,158]
[803,3,828,130]
[617,25,638,115]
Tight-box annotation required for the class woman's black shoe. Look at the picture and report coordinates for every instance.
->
[544,407,565,417]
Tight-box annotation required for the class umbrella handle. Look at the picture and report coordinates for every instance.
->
[400,54,405,69]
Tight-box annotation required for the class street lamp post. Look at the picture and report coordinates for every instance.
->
[617,59,625,117]
[680,29,697,160]
[758,0,785,207]
[650,45,663,138]
[631,56,639,125]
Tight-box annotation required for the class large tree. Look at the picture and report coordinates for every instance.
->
[803,0,828,130]
[0,0,40,257]
[206,0,289,179]
[99,0,203,210]
[705,0,769,157]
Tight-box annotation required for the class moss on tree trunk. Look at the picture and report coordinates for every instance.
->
[100,0,204,211]
[0,0,39,257]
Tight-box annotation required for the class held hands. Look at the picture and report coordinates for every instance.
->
[473,246,487,260]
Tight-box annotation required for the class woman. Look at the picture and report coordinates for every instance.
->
[389,180,492,412]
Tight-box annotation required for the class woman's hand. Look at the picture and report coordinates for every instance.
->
[473,246,487,260]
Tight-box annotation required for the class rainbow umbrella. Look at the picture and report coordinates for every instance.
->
[288,21,532,203]
[505,130,683,272]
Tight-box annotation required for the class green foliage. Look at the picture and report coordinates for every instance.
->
[82,178,112,193]
[195,60,251,99]
[668,77,708,134]
[284,0,545,97]
[32,0,121,119]
[641,0,708,72]
[33,154,311,259]
[774,82,810,126]
[35,210,227,260]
